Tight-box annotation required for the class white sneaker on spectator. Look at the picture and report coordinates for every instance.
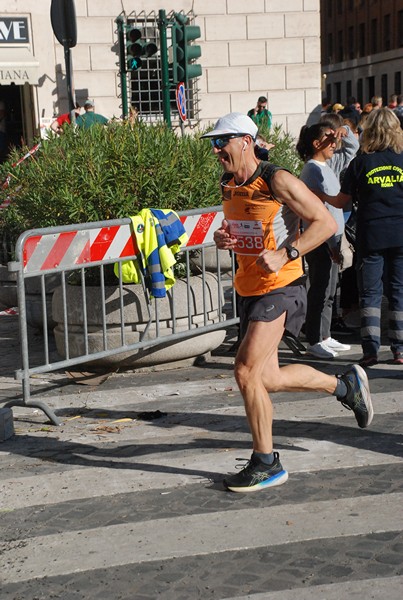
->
[306,342,338,359]
[323,337,351,351]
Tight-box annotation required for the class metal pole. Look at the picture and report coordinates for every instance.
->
[64,44,75,113]
[158,9,172,128]
[116,16,129,119]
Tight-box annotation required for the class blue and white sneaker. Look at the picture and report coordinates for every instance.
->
[337,364,374,428]
[223,452,288,493]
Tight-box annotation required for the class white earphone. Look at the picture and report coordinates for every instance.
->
[242,141,247,150]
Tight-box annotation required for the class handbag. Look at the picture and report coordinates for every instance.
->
[339,231,354,272]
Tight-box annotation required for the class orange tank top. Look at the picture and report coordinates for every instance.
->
[222,162,303,297]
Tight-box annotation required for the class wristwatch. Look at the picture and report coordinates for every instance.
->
[284,243,300,261]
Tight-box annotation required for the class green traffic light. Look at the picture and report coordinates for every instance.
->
[128,40,158,57]
[126,25,158,69]
[184,25,201,43]
[186,64,202,79]
[186,45,201,61]
[127,56,142,71]
[170,19,202,84]
[127,27,142,43]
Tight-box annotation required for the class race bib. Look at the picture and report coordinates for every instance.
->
[227,219,265,255]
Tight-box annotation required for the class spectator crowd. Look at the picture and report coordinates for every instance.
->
[299,92,403,367]
[243,92,403,368]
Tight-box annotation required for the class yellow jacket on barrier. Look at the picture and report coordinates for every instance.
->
[114,208,188,298]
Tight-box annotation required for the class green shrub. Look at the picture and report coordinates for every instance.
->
[0,119,302,253]
[0,121,222,242]
[258,123,303,177]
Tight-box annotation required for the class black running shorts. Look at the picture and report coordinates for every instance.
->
[238,283,307,340]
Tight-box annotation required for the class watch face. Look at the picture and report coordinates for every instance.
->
[286,245,299,260]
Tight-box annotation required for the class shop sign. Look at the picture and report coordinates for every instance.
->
[0,68,31,83]
[0,17,29,43]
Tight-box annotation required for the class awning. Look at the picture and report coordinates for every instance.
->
[0,47,40,85]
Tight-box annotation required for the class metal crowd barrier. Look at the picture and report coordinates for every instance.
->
[5,206,239,425]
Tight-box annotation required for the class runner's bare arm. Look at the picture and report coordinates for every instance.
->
[257,170,338,273]
[272,170,337,252]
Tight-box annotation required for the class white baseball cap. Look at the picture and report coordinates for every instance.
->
[201,112,258,140]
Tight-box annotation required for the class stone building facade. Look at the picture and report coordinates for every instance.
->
[0,0,321,147]
[320,0,403,106]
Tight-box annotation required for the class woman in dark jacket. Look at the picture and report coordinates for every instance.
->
[325,108,403,366]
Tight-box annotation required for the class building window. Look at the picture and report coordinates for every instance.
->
[348,0,354,10]
[357,78,363,105]
[371,19,377,54]
[395,72,402,95]
[381,74,388,105]
[326,83,332,101]
[337,30,343,62]
[384,14,391,51]
[359,23,365,57]
[335,82,342,102]
[328,33,333,62]
[398,11,403,47]
[348,27,354,59]
[338,2,343,15]
[327,3,332,18]
[346,80,352,100]
[367,76,375,102]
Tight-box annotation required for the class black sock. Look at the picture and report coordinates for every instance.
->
[253,451,275,465]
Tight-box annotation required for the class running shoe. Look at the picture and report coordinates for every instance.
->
[323,337,351,351]
[223,452,288,493]
[337,364,374,428]
[306,342,338,359]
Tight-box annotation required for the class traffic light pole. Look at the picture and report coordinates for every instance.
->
[116,16,129,119]
[158,10,171,128]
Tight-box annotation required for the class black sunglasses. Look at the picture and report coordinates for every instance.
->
[210,134,244,149]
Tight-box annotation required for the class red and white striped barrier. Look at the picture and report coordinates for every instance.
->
[180,210,223,246]
[21,210,224,274]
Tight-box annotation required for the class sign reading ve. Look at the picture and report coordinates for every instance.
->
[0,17,29,43]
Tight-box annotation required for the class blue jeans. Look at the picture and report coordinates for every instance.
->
[357,247,403,356]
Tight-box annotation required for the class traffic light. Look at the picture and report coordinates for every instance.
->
[126,27,158,71]
[171,13,202,84]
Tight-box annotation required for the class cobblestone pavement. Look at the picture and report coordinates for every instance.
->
[1,314,403,600]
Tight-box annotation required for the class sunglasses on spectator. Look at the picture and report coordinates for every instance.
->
[210,134,245,149]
